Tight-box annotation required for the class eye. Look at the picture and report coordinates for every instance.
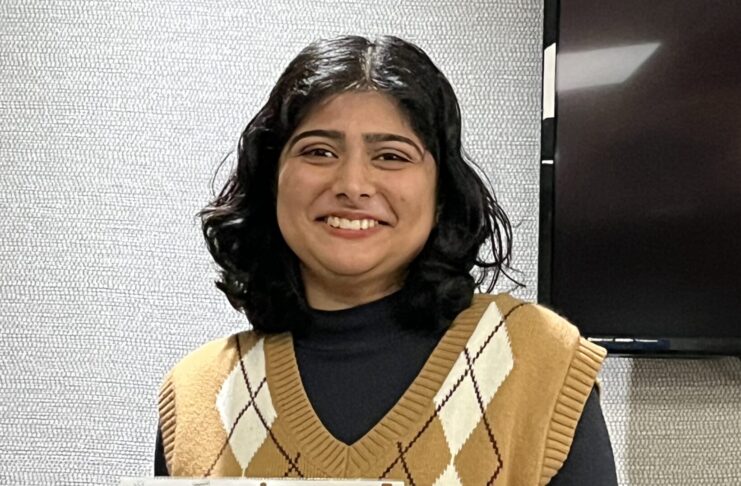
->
[376,152,411,163]
[301,148,337,159]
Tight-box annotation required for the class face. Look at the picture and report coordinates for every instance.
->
[276,91,437,306]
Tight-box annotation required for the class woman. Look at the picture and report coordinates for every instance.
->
[155,35,617,485]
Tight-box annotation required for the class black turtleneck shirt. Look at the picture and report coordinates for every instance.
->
[154,291,617,484]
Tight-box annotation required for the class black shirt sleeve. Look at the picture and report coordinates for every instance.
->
[547,387,618,485]
[154,422,169,476]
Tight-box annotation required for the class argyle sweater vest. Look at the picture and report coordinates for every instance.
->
[158,293,607,485]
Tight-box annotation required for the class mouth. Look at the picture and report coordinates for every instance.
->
[315,215,390,231]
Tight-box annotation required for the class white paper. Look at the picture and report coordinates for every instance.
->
[120,479,404,486]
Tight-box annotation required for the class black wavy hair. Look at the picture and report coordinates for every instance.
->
[197,35,521,333]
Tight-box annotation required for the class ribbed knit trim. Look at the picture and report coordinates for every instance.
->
[539,337,607,486]
[158,370,177,474]
[264,293,495,476]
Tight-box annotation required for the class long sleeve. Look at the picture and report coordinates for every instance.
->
[154,423,169,476]
[548,387,618,485]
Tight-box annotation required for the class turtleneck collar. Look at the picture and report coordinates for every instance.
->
[292,289,417,351]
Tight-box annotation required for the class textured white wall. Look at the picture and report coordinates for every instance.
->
[1,1,739,485]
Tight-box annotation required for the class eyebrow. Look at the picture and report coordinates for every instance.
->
[286,129,423,156]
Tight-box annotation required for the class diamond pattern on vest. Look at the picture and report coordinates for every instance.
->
[215,338,278,471]
[430,302,513,484]
[397,415,451,485]
[212,299,526,484]
[434,463,464,486]
[367,301,519,485]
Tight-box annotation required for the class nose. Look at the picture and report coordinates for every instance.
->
[332,151,375,204]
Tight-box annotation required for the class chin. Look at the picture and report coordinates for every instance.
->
[322,260,382,278]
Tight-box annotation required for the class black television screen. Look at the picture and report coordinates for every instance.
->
[538,0,741,355]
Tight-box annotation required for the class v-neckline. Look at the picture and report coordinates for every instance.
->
[263,293,497,476]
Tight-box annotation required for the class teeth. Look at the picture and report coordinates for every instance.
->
[325,216,380,230]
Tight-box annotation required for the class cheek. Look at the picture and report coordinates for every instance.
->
[276,162,326,232]
[277,164,309,211]
[392,189,436,238]
[276,166,304,236]
[402,174,437,221]
[276,190,307,260]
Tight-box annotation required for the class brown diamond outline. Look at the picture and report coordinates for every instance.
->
[378,302,528,483]
[205,335,304,477]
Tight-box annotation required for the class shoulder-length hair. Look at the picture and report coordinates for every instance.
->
[198,35,519,333]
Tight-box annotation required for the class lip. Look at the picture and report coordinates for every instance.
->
[320,221,385,239]
[315,210,390,226]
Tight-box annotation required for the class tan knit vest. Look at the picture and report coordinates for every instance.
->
[158,293,606,485]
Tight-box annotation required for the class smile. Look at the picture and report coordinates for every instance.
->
[325,216,381,231]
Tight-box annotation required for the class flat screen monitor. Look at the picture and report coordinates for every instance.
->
[538,0,741,355]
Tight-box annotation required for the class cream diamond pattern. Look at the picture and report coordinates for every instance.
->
[434,301,514,462]
[215,338,277,470]
[433,463,464,486]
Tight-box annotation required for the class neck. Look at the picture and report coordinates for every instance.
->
[294,288,411,350]
[301,267,404,311]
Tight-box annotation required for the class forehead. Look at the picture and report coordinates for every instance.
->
[296,91,416,136]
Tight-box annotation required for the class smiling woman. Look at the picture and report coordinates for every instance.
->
[154,36,617,485]
[195,35,514,333]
